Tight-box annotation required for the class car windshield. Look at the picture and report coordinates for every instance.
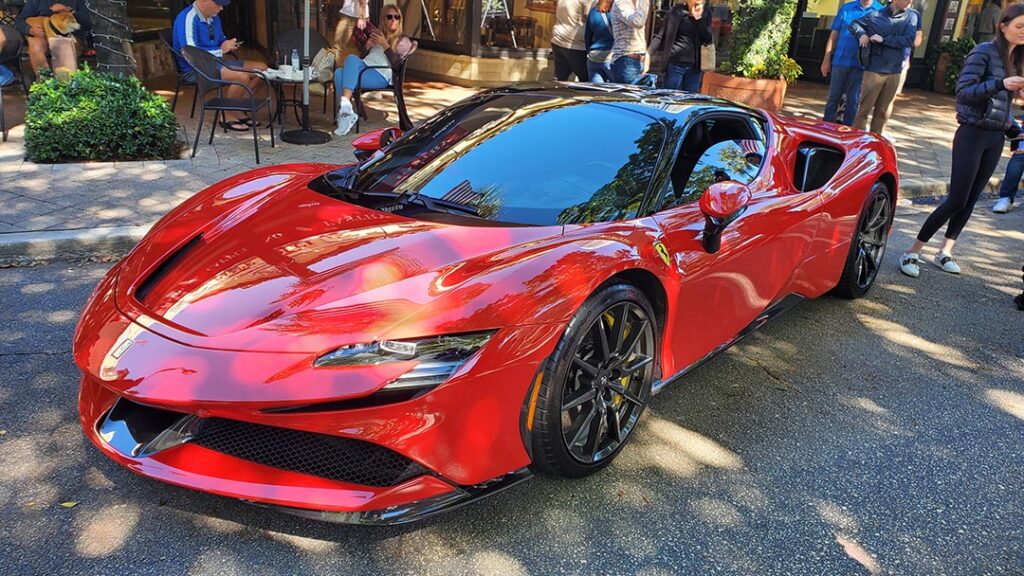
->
[345,93,666,226]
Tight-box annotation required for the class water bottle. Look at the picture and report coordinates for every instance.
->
[291,48,300,72]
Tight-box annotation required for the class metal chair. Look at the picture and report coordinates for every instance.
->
[275,28,333,116]
[351,39,417,133]
[158,27,198,118]
[182,46,274,163]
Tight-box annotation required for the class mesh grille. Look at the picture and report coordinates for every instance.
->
[192,418,428,487]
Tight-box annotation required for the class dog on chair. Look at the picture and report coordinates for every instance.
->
[26,12,80,81]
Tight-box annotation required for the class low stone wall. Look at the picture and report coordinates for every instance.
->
[408,48,552,88]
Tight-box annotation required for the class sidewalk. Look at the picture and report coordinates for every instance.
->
[0,77,1001,261]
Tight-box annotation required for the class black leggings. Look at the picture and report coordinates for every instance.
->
[918,124,1004,243]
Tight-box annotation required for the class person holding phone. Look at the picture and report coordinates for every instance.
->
[334,3,413,136]
[900,4,1024,278]
[647,0,712,92]
[172,0,268,131]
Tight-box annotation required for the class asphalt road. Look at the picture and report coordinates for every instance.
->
[1,205,1022,575]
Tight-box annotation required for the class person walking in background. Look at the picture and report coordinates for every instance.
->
[334,3,412,136]
[821,0,882,125]
[585,0,615,82]
[899,4,1024,278]
[894,7,923,99]
[334,0,370,65]
[552,0,592,81]
[647,0,712,93]
[849,0,920,134]
[976,0,1002,43]
[611,0,649,83]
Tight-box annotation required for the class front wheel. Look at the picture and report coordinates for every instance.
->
[530,283,658,478]
[833,181,892,299]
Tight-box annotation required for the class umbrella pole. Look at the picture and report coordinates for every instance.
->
[281,0,331,145]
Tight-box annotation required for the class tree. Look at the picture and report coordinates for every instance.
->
[85,0,136,75]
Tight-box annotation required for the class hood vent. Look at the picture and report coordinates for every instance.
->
[135,234,203,305]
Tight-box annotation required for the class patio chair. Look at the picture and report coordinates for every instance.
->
[182,46,274,164]
[351,39,417,134]
[275,28,333,117]
[158,27,198,118]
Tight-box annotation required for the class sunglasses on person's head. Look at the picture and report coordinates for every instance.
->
[385,13,401,20]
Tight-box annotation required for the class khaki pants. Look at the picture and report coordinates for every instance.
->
[854,70,901,134]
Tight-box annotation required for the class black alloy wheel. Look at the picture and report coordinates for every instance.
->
[530,284,658,477]
[833,181,892,299]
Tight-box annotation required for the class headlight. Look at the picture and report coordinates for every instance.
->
[314,331,495,390]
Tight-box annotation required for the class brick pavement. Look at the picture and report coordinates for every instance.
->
[0,78,994,238]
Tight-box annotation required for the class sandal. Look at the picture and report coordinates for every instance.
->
[239,117,262,127]
[220,119,250,132]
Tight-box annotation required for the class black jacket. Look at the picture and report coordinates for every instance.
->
[956,42,1014,131]
[648,5,712,74]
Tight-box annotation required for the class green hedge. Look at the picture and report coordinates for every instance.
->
[25,66,180,163]
[723,0,803,84]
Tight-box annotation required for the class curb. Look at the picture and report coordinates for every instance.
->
[0,224,151,266]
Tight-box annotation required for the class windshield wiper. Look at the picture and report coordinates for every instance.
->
[324,167,481,218]
[398,191,481,217]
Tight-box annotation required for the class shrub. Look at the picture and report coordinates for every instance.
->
[25,65,180,163]
[722,0,803,84]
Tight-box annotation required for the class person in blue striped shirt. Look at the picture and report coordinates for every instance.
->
[173,0,267,131]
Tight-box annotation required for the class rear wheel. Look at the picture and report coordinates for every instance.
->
[530,284,658,478]
[833,181,892,299]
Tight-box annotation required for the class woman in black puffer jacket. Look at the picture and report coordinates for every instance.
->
[900,4,1024,278]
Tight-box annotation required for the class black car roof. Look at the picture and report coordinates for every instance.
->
[475,82,763,121]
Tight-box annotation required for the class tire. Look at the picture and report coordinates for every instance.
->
[530,283,659,478]
[832,181,893,299]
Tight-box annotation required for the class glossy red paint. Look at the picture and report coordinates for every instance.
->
[352,127,402,152]
[74,95,898,520]
[699,181,752,219]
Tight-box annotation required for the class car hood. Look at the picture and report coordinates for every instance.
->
[115,169,562,353]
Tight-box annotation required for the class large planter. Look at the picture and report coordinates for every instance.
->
[700,71,788,113]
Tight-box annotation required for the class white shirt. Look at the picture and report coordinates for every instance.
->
[552,0,593,51]
[339,0,369,19]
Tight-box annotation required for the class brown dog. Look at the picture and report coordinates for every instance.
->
[26,11,80,39]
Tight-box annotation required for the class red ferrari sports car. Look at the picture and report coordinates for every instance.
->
[74,84,898,524]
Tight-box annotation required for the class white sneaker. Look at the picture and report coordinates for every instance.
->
[992,197,1014,213]
[334,112,356,136]
[934,252,961,274]
[339,97,353,116]
[899,252,921,278]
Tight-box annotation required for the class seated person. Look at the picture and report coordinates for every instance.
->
[334,3,413,136]
[14,0,91,78]
[173,0,267,131]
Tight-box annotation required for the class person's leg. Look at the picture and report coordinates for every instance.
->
[823,66,847,123]
[663,62,684,90]
[680,65,702,93]
[587,60,608,82]
[944,136,1003,242]
[843,67,864,126]
[895,58,910,96]
[26,35,49,75]
[616,57,642,84]
[568,48,589,82]
[998,152,1024,202]
[854,71,883,131]
[552,45,572,81]
[914,126,983,246]
[870,73,901,134]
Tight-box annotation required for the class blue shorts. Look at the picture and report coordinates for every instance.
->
[183,59,243,83]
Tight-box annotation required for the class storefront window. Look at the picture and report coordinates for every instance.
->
[128,0,173,34]
[419,0,470,49]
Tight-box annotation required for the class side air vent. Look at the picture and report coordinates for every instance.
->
[135,234,203,304]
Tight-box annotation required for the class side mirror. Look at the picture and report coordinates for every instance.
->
[698,181,752,254]
[351,127,403,161]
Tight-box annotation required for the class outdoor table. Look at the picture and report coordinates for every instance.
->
[266,71,310,134]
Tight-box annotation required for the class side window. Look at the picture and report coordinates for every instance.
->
[657,115,766,211]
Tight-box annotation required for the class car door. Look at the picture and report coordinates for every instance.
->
[649,113,822,370]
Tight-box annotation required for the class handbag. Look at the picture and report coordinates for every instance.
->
[310,47,337,82]
[700,42,716,72]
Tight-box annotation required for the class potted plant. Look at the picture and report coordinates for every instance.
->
[701,0,802,112]
[928,37,974,95]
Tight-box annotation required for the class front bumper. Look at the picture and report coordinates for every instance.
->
[75,268,564,522]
